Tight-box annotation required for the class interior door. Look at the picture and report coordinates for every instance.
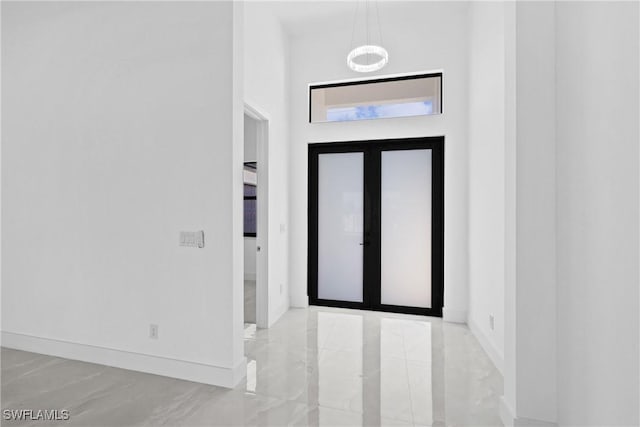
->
[308,137,444,317]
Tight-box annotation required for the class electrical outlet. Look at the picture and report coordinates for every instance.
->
[150,324,159,339]
[489,315,495,331]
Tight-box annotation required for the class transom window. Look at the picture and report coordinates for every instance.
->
[309,72,442,123]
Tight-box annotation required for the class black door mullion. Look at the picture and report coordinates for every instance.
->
[362,147,372,308]
[363,148,382,309]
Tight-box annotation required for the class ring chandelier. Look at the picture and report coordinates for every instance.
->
[347,0,388,73]
[347,45,389,73]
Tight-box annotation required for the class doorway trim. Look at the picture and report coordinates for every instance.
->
[307,136,445,317]
[244,103,269,329]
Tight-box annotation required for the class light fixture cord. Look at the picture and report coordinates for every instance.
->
[375,0,383,48]
[349,0,360,53]
[366,0,370,65]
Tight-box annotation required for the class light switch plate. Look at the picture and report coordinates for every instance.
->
[180,231,205,248]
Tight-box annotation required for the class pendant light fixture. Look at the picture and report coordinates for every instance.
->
[347,0,388,73]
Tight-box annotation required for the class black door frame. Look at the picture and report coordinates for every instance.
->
[308,136,444,317]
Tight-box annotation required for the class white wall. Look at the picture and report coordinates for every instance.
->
[556,2,639,424]
[467,1,506,373]
[2,1,245,387]
[288,1,470,318]
[231,0,245,370]
[502,1,517,421]
[514,3,558,422]
[244,3,290,326]
[500,3,558,423]
[502,2,639,424]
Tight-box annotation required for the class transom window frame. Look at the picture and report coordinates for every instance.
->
[308,71,443,124]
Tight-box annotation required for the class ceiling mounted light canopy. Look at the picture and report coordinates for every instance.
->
[347,0,388,73]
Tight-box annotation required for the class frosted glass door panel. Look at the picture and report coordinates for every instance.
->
[381,150,431,308]
[317,152,364,302]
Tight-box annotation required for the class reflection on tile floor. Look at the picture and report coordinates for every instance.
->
[1,307,503,426]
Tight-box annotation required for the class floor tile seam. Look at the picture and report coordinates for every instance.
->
[400,329,420,426]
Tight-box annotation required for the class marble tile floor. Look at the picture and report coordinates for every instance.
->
[1,307,502,426]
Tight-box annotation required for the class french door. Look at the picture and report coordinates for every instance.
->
[308,137,444,317]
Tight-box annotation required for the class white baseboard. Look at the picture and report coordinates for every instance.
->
[500,396,558,427]
[468,316,504,374]
[442,307,467,323]
[1,331,246,388]
[500,397,516,427]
